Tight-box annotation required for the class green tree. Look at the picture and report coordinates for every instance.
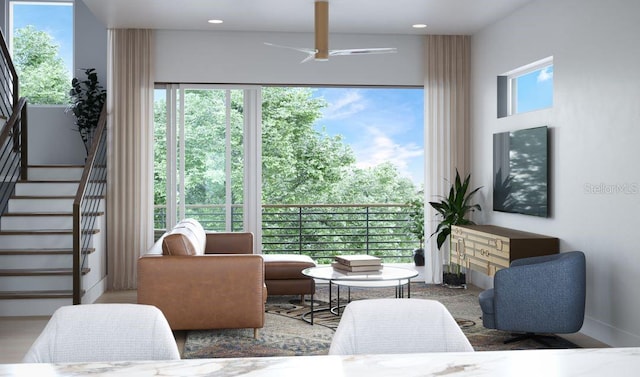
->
[261,87,355,204]
[13,25,70,105]
[327,162,417,204]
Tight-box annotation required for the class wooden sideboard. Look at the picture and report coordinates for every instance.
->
[450,225,559,276]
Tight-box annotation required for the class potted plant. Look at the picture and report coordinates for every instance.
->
[405,190,425,266]
[67,68,106,155]
[429,169,482,287]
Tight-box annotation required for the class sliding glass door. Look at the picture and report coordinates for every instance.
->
[154,85,261,236]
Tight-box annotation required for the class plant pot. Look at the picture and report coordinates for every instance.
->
[443,272,466,289]
[413,248,425,266]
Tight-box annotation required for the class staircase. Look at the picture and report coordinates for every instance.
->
[0,165,107,316]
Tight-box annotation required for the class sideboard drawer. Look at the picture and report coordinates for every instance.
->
[451,225,559,277]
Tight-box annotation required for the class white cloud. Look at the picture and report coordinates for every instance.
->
[321,90,367,120]
[352,127,424,182]
[537,66,553,83]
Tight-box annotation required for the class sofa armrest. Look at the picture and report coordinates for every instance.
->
[204,232,254,254]
[137,253,265,330]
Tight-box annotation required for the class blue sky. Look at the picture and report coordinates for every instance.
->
[516,65,554,113]
[312,88,424,186]
[11,2,74,74]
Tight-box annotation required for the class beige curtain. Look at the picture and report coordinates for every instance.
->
[106,29,155,290]
[423,35,471,283]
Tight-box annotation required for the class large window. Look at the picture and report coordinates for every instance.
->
[154,85,424,261]
[8,0,73,105]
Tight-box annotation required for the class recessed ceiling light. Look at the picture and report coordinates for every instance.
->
[412,24,427,29]
[208,19,224,24]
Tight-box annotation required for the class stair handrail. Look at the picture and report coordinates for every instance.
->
[0,98,28,215]
[0,28,19,112]
[0,26,28,216]
[72,105,107,304]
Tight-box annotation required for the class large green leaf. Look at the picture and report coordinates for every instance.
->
[428,169,482,250]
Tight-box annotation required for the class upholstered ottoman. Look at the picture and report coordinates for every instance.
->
[262,254,316,302]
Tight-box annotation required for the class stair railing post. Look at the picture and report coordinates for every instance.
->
[20,103,27,180]
[72,202,81,305]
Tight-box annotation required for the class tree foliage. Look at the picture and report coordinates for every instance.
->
[13,25,70,105]
[261,87,357,204]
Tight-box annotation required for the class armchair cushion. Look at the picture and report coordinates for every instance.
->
[479,250,586,335]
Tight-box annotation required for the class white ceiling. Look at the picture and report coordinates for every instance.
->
[81,0,534,35]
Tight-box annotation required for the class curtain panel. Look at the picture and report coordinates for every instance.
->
[423,35,471,283]
[106,29,155,290]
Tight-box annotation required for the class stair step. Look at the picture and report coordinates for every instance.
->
[0,230,100,248]
[27,165,85,181]
[0,229,99,235]
[10,195,103,199]
[7,196,104,213]
[0,290,75,299]
[0,268,90,276]
[1,213,98,230]
[0,248,95,255]
[1,254,71,269]
[15,181,79,196]
[0,249,95,269]
[2,212,103,216]
[0,271,89,291]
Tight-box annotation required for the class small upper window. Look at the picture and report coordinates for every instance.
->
[498,57,553,118]
[9,1,74,105]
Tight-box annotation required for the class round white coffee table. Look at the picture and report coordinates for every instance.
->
[301,265,419,324]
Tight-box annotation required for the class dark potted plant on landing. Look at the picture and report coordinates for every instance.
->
[405,191,425,266]
[67,68,106,155]
[429,169,482,287]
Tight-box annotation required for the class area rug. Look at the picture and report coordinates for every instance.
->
[183,283,578,358]
[183,312,333,358]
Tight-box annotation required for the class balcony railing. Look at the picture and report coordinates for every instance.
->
[155,203,419,263]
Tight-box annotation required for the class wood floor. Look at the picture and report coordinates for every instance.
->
[0,289,608,364]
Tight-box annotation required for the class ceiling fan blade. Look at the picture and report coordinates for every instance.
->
[329,48,398,56]
[264,42,316,55]
[300,54,317,64]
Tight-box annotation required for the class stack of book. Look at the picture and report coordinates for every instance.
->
[331,255,383,275]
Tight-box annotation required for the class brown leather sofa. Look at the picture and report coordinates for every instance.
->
[137,219,266,337]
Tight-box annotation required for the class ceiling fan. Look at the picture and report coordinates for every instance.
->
[265,0,397,63]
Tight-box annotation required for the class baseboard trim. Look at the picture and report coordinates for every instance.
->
[581,315,640,347]
[82,276,107,304]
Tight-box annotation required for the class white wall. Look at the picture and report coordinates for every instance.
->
[471,0,640,347]
[155,30,424,86]
[27,106,86,163]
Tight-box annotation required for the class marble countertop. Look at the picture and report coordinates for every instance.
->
[1,347,638,376]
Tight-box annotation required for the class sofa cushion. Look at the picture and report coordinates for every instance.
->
[162,218,206,256]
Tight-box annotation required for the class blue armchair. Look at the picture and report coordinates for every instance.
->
[478,251,586,344]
